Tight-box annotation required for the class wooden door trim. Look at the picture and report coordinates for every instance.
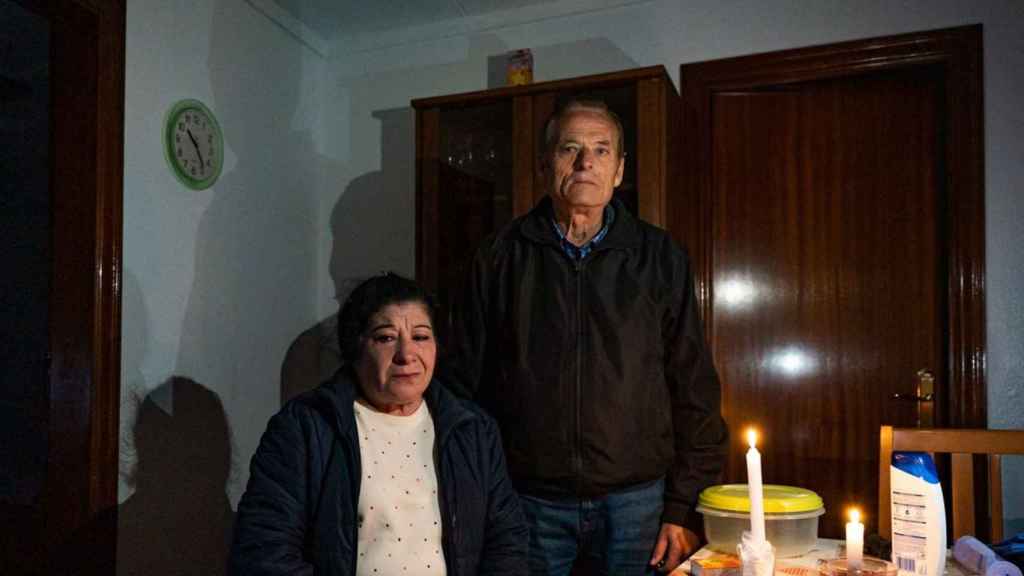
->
[18,0,125,536]
[678,25,985,428]
[87,0,125,520]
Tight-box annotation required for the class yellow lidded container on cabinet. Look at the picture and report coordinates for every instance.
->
[696,484,825,558]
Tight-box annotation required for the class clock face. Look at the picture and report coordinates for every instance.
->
[164,99,223,190]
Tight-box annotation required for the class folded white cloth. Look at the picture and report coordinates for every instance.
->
[739,531,775,576]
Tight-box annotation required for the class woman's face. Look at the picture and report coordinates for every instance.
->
[355,301,436,413]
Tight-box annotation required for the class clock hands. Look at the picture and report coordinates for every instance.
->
[186,128,205,169]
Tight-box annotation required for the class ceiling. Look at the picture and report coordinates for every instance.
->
[271,0,561,40]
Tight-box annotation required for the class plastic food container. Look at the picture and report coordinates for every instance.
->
[697,484,825,558]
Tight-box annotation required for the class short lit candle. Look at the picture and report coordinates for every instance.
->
[846,508,864,571]
[746,428,766,545]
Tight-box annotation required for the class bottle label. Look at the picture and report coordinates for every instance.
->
[892,487,929,575]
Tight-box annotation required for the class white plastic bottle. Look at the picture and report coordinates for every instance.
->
[891,451,947,576]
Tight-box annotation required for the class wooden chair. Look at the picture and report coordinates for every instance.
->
[879,426,1024,542]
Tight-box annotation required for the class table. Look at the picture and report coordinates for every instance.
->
[674,539,970,576]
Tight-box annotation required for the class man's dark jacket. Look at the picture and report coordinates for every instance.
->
[230,368,528,575]
[447,196,728,526]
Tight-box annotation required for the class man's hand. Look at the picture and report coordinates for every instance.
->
[649,522,700,573]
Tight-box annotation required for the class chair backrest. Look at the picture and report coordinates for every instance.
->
[879,426,1024,542]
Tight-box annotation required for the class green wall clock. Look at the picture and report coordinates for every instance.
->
[163,99,223,190]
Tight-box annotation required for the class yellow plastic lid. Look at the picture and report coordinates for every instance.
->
[698,484,823,514]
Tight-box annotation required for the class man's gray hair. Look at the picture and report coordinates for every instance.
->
[542,99,625,158]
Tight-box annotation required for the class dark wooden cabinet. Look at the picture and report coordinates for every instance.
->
[413,65,681,321]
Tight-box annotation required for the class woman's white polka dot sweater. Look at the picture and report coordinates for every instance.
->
[353,401,447,576]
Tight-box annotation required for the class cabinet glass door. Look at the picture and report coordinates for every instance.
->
[435,102,513,321]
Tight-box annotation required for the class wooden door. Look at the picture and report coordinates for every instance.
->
[677,26,984,538]
[1,0,124,573]
[713,68,943,538]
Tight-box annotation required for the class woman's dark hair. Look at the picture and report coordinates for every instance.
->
[337,272,441,364]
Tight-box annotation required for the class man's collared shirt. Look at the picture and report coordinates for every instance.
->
[551,203,616,261]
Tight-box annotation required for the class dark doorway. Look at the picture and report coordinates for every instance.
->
[0,0,124,573]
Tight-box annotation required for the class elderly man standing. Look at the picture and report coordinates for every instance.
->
[447,98,728,575]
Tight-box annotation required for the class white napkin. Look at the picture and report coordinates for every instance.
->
[738,531,775,576]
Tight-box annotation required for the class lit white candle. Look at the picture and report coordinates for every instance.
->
[846,508,864,571]
[746,428,766,545]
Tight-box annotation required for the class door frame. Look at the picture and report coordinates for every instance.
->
[676,25,985,429]
[81,0,125,521]
[10,0,124,564]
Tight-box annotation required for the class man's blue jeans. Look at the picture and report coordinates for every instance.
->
[518,477,665,576]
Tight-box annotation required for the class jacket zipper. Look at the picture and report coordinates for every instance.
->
[573,257,584,493]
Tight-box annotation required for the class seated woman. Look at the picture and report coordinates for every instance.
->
[230,273,527,575]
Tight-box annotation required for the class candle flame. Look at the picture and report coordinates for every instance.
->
[746,428,758,448]
[849,508,861,523]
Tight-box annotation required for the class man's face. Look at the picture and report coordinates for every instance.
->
[543,108,625,213]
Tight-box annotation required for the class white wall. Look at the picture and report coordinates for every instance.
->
[120,0,330,565]
[323,0,1024,531]
[118,0,1022,558]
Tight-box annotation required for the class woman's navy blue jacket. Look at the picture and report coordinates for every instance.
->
[229,368,528,575]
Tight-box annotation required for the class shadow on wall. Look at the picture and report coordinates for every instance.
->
[280,107,414,404]
[177,0,322,401]
[54,377,235,576]
[116,377,235,575]
[279,34,639,404]
[280,313,342,403]
[529,37,637,80]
